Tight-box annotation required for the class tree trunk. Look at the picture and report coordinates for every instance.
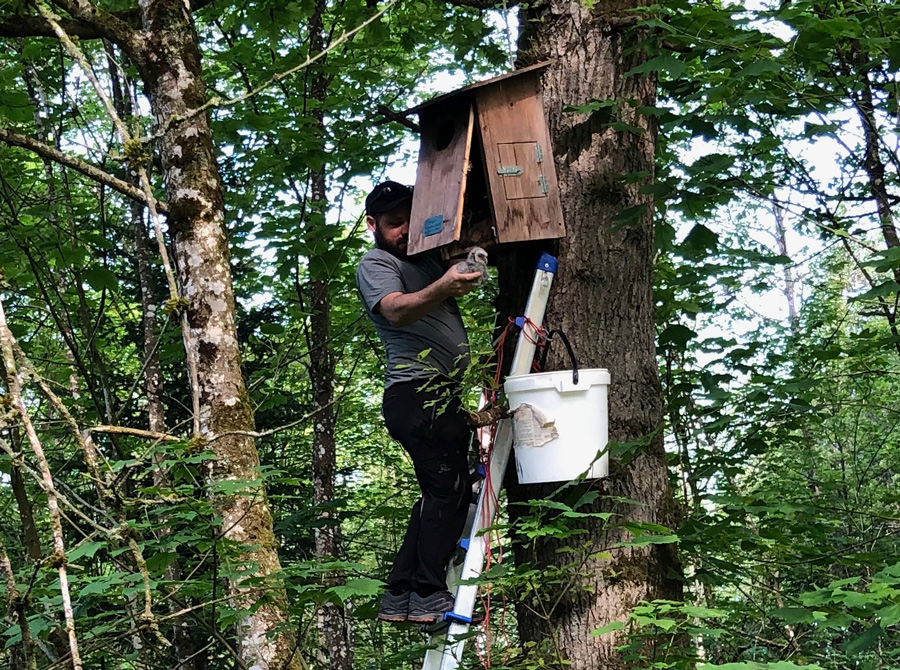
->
[124,2,299,667]
[7,0,299,664]
[10,443,42,562]
[307,267,354,670]
[498,3,683,668]
[772,204,799,331]
[304,3,354,663]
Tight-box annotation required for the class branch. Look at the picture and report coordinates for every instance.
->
[0,0,216,39]
[374,104,420,133]
[443,0,519,7]
[0,127,169,213]
[26,0,137,48]
[87,425,181,442]
[8,330,168,648]
[0,10,132,38]
[35,1,200,435]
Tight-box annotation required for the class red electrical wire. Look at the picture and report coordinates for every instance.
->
[472,317,548,668]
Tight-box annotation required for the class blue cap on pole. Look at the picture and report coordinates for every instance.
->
[443,612,474,625]
[537,253,558,274]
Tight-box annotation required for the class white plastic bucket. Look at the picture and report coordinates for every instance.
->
[504,368,610,484]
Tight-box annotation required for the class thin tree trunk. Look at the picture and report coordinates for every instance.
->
[0,539,37,670]
[9,435,43,562]
[499,3,683,668]
[0,299,83,670]
[9,0,299,665]
[772,204,799,331]
[854,70,899,251]
[304,3,354,664]
[306,234,354,670]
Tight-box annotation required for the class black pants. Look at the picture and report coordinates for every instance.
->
[382,380,472,596]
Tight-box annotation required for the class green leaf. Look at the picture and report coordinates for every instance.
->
[564,99,616,117]
[849,281,900,302]
[734,59,781,78]
[682,605,727,618]
[260,322,285,335]
[843,623,882,656]
[771,607,813,624]
[626,55,687,79]
[82,267,119,293]
[328,578,384,602]
[860,246,900,272]
[591,620,624,636]
[68,541,105,562]
[616,534,679,547]
[659,324,697,348]
[680,223,719,258]
[877,603,900,627]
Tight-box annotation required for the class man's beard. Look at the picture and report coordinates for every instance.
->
[373,225,407,258]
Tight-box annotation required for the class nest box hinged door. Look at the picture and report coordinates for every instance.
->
[475,69,564,245]
[407,63,565,257]
[408,98,475,255]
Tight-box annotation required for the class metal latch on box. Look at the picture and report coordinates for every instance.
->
[497,165,523,177]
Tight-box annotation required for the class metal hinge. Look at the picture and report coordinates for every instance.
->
[538,175,549,193]
[497,165,523,177]
[534,144,544,163]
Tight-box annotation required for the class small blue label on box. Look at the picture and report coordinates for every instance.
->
[423,215,444,237]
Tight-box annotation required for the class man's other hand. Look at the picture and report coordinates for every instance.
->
[439,265,483,297]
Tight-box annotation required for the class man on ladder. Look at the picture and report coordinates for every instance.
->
[356,181,483,624]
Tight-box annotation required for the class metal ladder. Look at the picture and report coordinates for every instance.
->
[421,253,558,670]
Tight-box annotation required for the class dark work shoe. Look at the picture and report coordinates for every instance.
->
[377,590,410,622]
[408,590,456,623]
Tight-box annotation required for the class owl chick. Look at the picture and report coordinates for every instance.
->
[456,246,489,286]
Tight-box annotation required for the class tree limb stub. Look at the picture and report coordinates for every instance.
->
[466,404,509,427]
[0,128,169,212]
[374,104,420,133]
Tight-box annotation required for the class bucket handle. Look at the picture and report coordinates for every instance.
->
[539,329,580,385]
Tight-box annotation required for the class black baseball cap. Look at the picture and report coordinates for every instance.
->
[366,181,413,216]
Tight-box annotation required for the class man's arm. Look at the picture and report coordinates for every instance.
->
[378,265,482,327]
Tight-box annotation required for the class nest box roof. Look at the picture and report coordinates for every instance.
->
[402,61,552,115]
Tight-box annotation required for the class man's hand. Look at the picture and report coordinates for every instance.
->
[438,264,483,297]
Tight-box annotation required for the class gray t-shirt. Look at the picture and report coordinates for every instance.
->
[356,248,470,388]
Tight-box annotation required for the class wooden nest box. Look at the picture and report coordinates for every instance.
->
[406,63,565,257]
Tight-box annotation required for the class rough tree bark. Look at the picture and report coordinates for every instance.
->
[126,2,299,666]
[493,3,683,668]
